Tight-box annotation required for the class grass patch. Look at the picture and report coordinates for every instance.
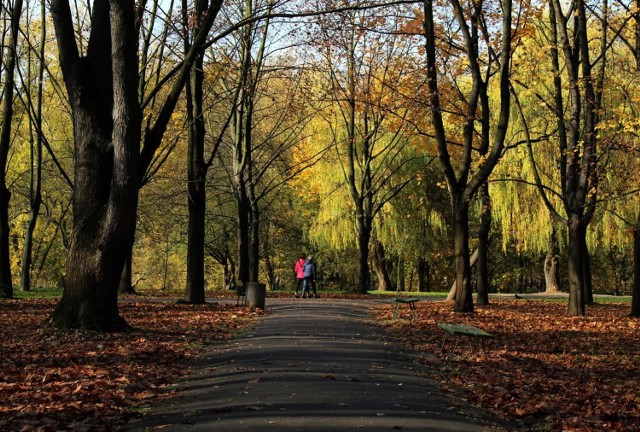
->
[13,286,62,299]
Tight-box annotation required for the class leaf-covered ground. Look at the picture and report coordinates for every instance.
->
[374,299,640,431]
[0,298,260,431]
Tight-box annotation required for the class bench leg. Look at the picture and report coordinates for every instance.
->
[392,302,400,319]
[448,335,462,360]
[440,334,448,354]
[409,303,417,320]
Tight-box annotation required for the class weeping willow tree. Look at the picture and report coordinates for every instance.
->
[496,0,640,313]
[308,4,424,293]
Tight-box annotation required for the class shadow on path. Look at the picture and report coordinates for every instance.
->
[127,299,505,431]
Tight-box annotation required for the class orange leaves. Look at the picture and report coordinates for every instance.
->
[0,298,259,431]
[375,299,640,431]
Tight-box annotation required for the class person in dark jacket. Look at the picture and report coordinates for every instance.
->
[301,255,318,298]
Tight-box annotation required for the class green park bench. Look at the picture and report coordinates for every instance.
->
[392,297,420,319]
[438,322,493,359]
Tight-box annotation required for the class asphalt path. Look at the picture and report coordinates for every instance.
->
[127,298,506,432]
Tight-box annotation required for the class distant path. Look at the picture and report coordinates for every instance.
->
[127,299,505,432]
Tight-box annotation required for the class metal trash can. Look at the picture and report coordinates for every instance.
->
[246,282,266,309]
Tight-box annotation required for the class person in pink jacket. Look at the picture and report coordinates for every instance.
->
[294,254,306,298]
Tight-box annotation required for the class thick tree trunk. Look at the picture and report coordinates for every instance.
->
[453,200,473,312]
[50,0,141,331]
[631,217,640,317]
[185,182,206,302]
[447,247,479,301]
[372,240,392,291]
[476,181,491,305]
[567,214,585,316]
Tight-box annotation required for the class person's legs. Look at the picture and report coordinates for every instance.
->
[295,278,302,297]
[311,280,317,298]
[302,278,308,298]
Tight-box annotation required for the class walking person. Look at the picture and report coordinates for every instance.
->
[294,254,305,298]
[302,255,318,298]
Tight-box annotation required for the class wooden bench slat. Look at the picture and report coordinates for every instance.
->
[438,322,493,338]
[394,297,420,303]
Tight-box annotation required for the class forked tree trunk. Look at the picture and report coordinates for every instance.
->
[372,240,392,291]
[50,0,141,331]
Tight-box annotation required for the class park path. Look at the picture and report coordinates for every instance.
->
[127,298,505,432]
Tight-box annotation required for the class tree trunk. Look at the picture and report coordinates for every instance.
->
[236,186,250,283]
[354,216,371,294]
[567,214,585,316]
[50,0,141,331]
[544,226,561,293]
[20,0,45,293]
[630,216,640,317]
[183,0,208,304]
[447,246,479,301]
[248,202,260,282]
[0,0,24,298]
[372,240,392,291]
[476,181,491,305]
[453,200,473,312]
[417,257,430,292]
